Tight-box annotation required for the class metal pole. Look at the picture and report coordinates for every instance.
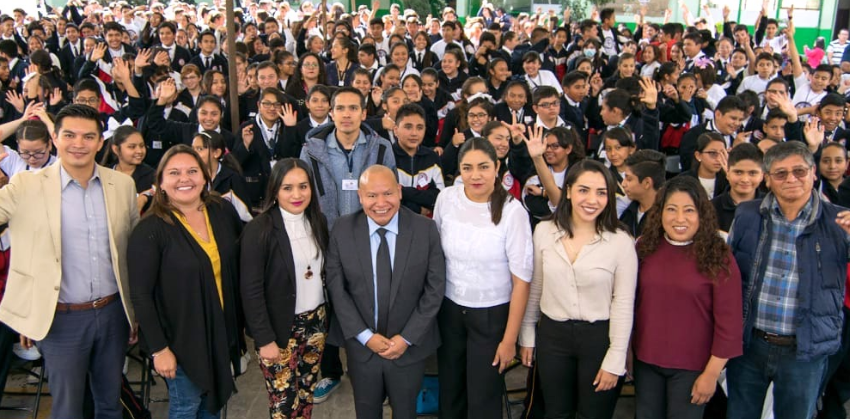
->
[226,0,240,133]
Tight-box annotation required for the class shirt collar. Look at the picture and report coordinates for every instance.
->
[764,191,817,224]
[327,129,367,149]
[538,115,567,130]
[310,115,330,127]
[367,211,400,237]
[60,163,100,190]
[199,124,221,133]
[565,95,581,107]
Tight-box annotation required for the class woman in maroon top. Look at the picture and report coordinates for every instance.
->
[633,176,743,418]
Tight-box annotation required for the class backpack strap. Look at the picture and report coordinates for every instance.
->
[376,144,387,167]
[311,156,325,196]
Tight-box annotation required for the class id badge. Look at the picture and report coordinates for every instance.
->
[152,141,163,149]
[342,179,358,190]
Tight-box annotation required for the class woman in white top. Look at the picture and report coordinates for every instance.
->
[240,158,329,419]
[519,159,638,419]
[433,137,533,419]
[521,51,563,95]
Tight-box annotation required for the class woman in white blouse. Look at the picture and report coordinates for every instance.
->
[240,158,330,418]
[433,137,534,419]
[519,159,638,419]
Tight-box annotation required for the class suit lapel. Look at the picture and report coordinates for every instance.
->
[42,164,63,260]
[389,210,412,309]
[271,210,297,288]
[354,214,375,322]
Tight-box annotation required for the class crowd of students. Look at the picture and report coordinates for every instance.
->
[3,0,850,419]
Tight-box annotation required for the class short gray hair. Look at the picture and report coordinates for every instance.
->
[762,141,815,173]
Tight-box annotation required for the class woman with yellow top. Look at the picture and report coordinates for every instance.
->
[129,144,244,419]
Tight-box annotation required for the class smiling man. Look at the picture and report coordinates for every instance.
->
[0,104,139,419]
[727,141,850,419]
[325,164,445,419]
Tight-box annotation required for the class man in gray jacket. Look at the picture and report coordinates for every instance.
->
[299,86,395,402]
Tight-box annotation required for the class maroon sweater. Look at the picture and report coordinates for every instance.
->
[634,240,743,371]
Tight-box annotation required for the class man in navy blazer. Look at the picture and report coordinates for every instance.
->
[325,165,445,419]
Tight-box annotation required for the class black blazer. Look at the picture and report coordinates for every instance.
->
[128,201,244,414]
[189,53,229,75]
[233,119,289,209]
[240,208,329,348]
[679,168,729,199]
[59,40,83,85]
[161,44,193,72]
[325,208,446,366]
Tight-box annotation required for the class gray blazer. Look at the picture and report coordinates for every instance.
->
[325,207,446,366]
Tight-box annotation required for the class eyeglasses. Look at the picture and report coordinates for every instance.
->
[260,101,281,108]
[468,112,489,121]
[75,97,99,105]
[701,151,722,158]
[768,167,810,181]
[19,150,48,159]
[546,143,562,150]
[302,62,320,68]
[536,101,560,110]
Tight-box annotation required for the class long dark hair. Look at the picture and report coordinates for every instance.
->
[147,144,220,224]
[636,176,730,281]
[458,137,510,224]
[101,125,142,166]
[262,158,329,254]
[552,159,621,238]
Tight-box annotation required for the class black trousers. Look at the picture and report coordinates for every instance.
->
[0,322,16,407]
[320,307,344,380]
[437,297,509,419]
[536,315,622,419]
[634,359,704,419]
[819,305,850,419]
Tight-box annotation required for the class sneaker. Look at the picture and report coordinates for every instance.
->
[240,352,251,374]
[12,343,41,361]
[313,378,340,404]
[26,366,41,384]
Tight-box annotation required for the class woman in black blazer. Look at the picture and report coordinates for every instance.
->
[128,145,244,418]
[240,158,330,419]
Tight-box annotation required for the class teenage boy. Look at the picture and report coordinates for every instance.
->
[620,149,666,237]
[560,71,589,141]
[736,52,776,95]
[532,86,566,130]
[680,96,748,171]
[188,30,228,75]
[391,103,445,216]
[786,21,829,117]
[711,143,764,232]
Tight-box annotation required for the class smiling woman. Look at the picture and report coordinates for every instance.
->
[129,144,244,419]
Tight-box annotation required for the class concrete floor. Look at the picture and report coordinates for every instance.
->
[0,345,637,419]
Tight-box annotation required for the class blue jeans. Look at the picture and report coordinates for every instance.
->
[726,334,827,419]
[37,298,129,419]
[165,366,221,419]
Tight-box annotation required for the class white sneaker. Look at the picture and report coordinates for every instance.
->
[26,366,41,384]
[12,343,41,361]
[240,352,251,374]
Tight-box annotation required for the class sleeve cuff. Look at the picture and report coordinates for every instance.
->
[356,329,374,346]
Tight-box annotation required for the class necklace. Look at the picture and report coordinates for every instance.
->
[296,236,315,280]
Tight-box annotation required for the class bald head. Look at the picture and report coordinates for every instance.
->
[358,165,401,225]
[359,164,398,188]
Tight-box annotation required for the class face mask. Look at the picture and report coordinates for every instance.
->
[584,49,596,58]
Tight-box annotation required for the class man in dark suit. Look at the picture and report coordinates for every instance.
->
[325,165,446,419]
[188,30,228,76]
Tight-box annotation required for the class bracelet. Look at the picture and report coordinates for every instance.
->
[151,348,168,358]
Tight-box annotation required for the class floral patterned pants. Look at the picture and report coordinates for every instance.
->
[258,304,327,419]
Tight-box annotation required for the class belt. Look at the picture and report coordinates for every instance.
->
[753,328,796,346]
[56,293,119,312]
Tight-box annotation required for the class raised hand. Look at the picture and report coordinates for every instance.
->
[155,78,177,105]
[523,124,546,158]
[803,116,825,150]
[153,50,169,67]
[733,131,752,147]
[90,42,106,62]
[639,77,658,109]
[590,72,604,96]
[241,124,255,148]
[5,90,24,114]
[49,87,64,106]
[279,103,298,126]
[112,57,129,82]
[135,48,152,70]
[21,100,43,120]
[662,83,679,102]
[451,128,465,147]
[722,5,730,21]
